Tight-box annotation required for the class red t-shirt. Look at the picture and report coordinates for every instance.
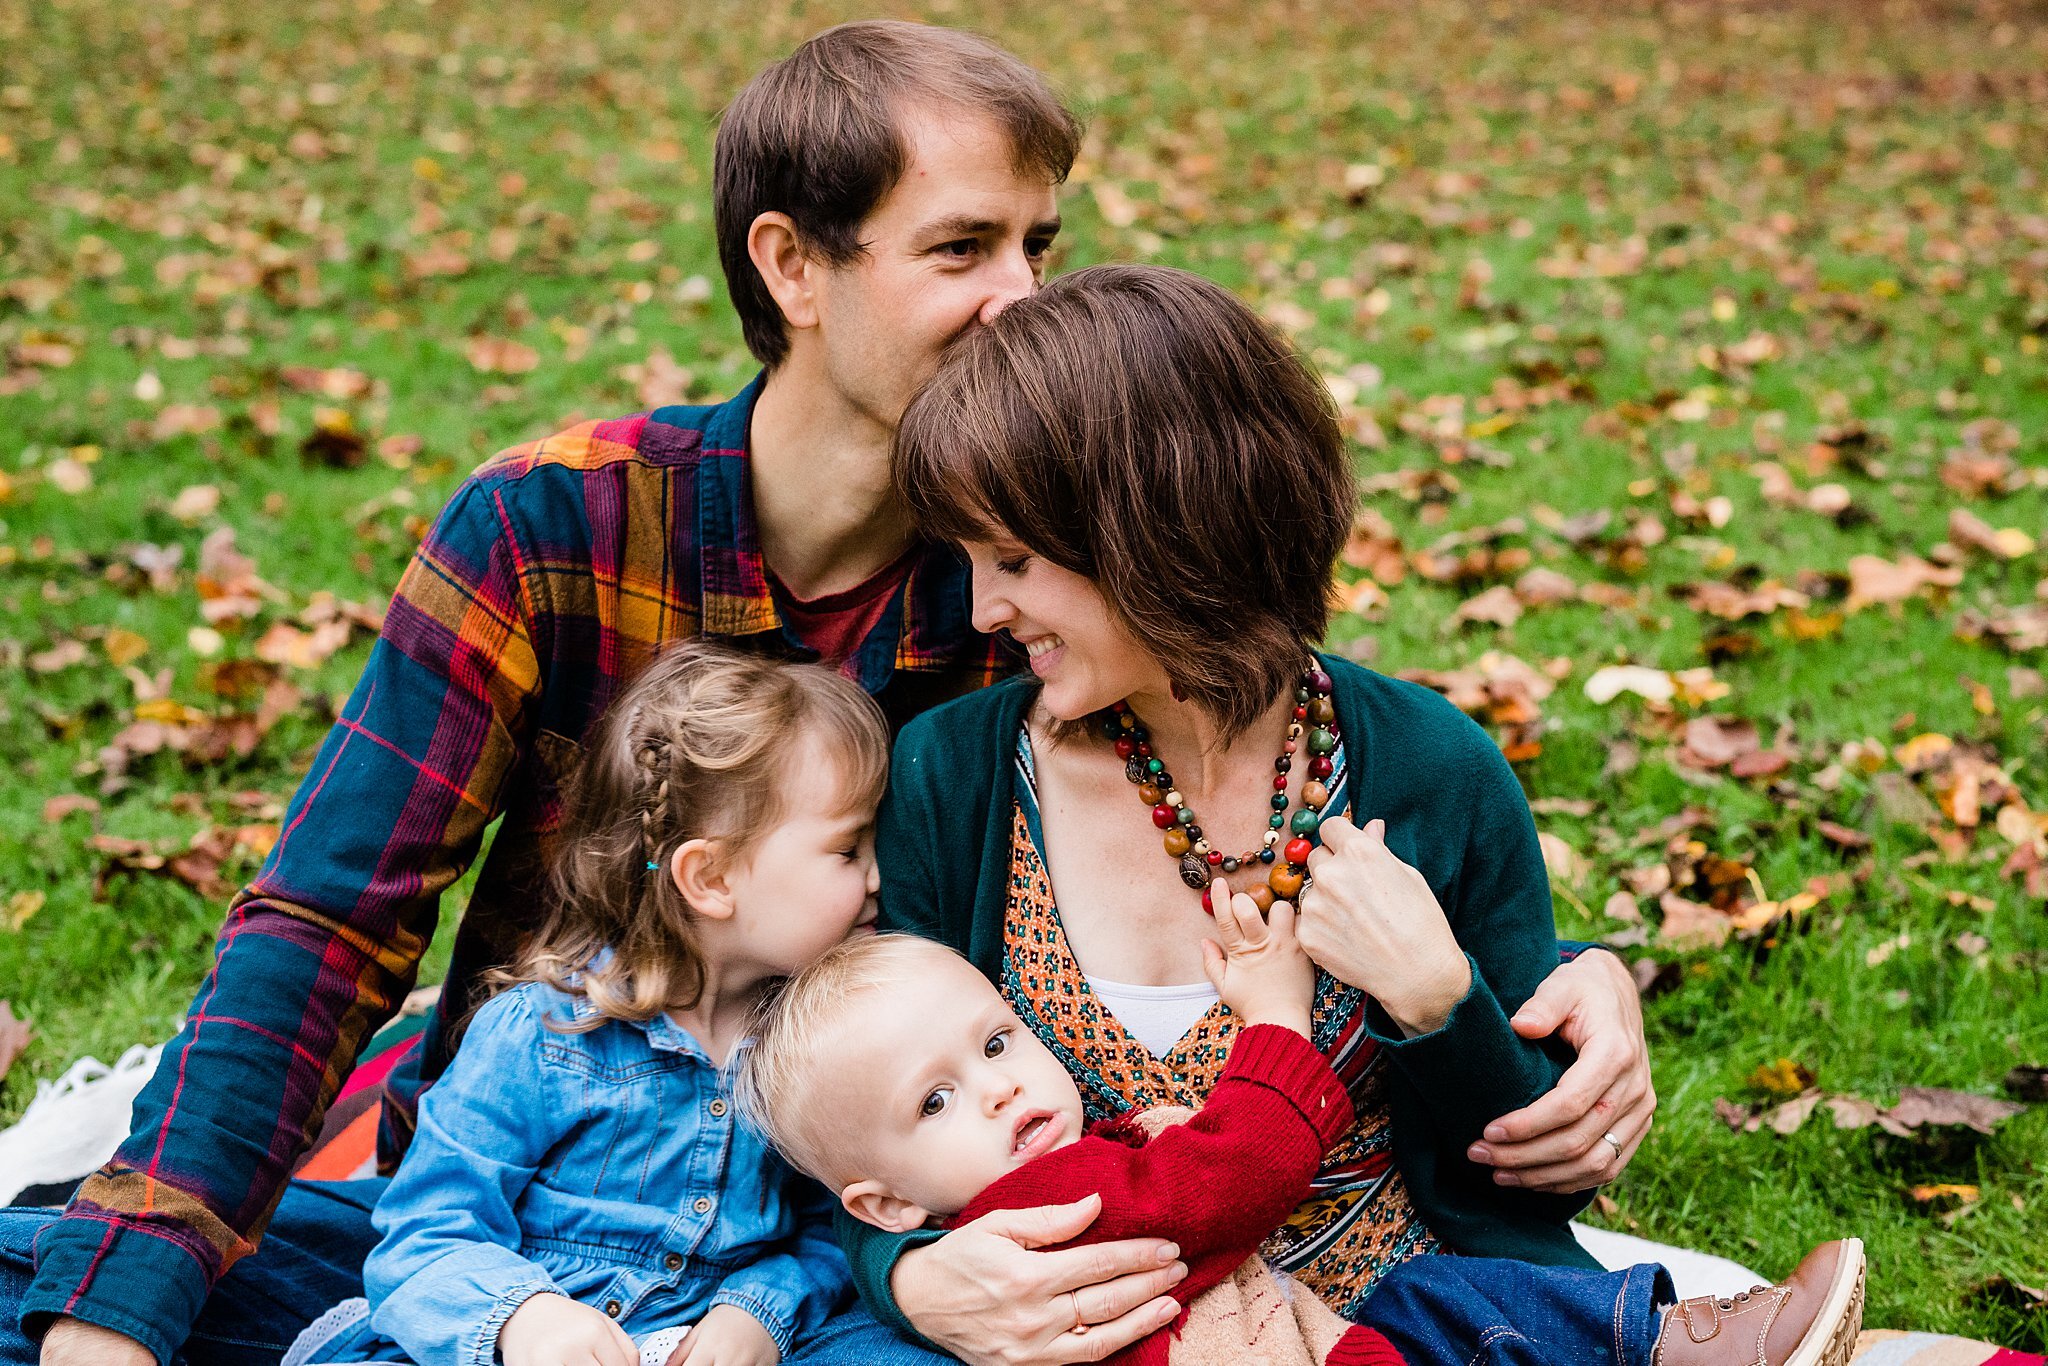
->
[767,551,916,676]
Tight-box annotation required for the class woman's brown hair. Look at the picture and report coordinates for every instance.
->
[894,264,1354,741]
[490,642,889,1029]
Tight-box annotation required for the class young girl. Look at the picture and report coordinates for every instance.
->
[286,643,948,1366]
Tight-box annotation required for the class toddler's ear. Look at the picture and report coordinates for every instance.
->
[670,838,734,919]
[840,1180,935,1234]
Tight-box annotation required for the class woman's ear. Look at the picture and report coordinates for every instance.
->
[746,211,820,334]
[669,838,736,920]
[839,1180,934,1234]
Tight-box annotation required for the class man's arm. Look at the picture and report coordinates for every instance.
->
[24,478,546,1366]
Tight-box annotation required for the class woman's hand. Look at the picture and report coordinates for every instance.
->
[665,1304,780,1366]
[1297,817,1472,1036]
[500,1291,638,1366]
[1464,950,1656,1192]
[891,1195,1186,1365]
[1200,880,1314,1037]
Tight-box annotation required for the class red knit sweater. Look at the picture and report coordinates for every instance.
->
[944,1025,1406,1366]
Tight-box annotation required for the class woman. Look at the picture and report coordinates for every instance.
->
[851,264,1648,1365]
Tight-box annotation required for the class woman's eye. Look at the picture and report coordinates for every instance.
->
[995,555,1029,575]
[984,1030,1009,1059]
[919,1087,951,1118]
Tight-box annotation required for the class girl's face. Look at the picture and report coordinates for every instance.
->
[960,537,1168,720]
[717,734,882,978]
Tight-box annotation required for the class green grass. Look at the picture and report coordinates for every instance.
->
[2,0,2044,1346]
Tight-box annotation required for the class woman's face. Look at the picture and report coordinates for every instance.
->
[961,537,1168,719]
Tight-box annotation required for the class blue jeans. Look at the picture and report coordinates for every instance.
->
[1358,1255,1675,1366]
[0,1181,952,1366]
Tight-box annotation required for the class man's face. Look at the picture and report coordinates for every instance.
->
[808,104,1062,431]
[818,952,1085,1224]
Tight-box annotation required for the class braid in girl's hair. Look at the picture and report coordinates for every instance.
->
[486,641,890,1032]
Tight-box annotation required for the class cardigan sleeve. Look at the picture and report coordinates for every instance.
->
[1359,686,1599,1246]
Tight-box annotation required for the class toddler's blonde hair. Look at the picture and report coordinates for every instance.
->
[735,933,964,1184]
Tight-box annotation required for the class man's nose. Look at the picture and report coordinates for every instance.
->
[976,247,1039,324]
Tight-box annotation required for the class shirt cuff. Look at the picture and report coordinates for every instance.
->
[707,1289,796,1359]
[20,1216,213,1366]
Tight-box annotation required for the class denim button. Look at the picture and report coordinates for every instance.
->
[692,1196,713,1215]
[605,1300,623,1318]
[665,1251,684,1270]
[709,1098,727,1118]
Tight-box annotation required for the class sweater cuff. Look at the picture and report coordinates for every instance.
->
[1328,1324,1409,1366]
[20,1216,213,1366]
[1362,954,1553,1145]
[1223,1024,1354,1149]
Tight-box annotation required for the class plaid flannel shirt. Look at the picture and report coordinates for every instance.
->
[21,374,1010,1361]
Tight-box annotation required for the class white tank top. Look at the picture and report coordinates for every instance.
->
[1082,975,1221,1058]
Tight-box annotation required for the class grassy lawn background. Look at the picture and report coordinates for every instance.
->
[2,0,2044,1346]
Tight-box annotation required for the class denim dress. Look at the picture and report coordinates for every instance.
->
[287,980,848,1366]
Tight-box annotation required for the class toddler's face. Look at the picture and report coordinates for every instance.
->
[821,953,1086,1229]
[715,733,880,978]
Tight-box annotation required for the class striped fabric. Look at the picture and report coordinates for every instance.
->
[22,374,1010,1354]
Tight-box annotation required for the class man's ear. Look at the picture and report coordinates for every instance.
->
[746,211,820,334]
[669,838,735,920]
[840,1180,935,1234]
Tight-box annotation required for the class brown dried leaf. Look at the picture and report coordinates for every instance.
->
[1678,715,1760,769]
[1657,892,1730,948]
[1887,1087,2027,1135]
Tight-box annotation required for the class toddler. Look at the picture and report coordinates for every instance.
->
[287,643,940,1366]
[736,894,1866,1366]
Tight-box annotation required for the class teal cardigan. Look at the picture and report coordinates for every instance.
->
[844,653,1598,1341]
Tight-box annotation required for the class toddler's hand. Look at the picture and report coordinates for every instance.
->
[665,1304,781,1366]
[1200,880,1315,1038]
[500,1292,638,1366]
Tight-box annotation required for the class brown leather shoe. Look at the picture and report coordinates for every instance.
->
[1653,1239,1865,1366]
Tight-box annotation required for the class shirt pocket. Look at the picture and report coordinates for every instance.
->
[533,1042,707,1209]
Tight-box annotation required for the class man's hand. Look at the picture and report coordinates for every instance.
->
[500,1291,639,1366]
[892,1194,1186,1365]
[41,1316,154,1366]
[1200,880,1313,1038]
[665,1304,779,1366]
[1465,949,1655,1192]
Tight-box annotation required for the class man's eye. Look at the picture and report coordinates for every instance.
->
[919,1088,951,1118]
[1025,237,1054,259]
[937,239,977,258]
[984,1030,1009,1059]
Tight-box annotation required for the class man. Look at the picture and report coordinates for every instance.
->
[4,21,1653,1366]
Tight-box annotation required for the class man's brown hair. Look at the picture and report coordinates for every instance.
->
[895,264,1354,741]
[715,21,1083,368]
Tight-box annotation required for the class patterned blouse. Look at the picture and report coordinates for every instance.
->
[999,727,1441,1317]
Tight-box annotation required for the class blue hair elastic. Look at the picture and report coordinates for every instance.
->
[646,860,661,871]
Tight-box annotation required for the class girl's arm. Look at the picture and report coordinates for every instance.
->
[708,1173,853,1359]
[363,988,581,1364]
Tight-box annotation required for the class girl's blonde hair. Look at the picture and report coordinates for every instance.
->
[494,641,890,1030]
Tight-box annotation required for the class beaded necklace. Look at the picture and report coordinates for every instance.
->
[1099,665,1338,913]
